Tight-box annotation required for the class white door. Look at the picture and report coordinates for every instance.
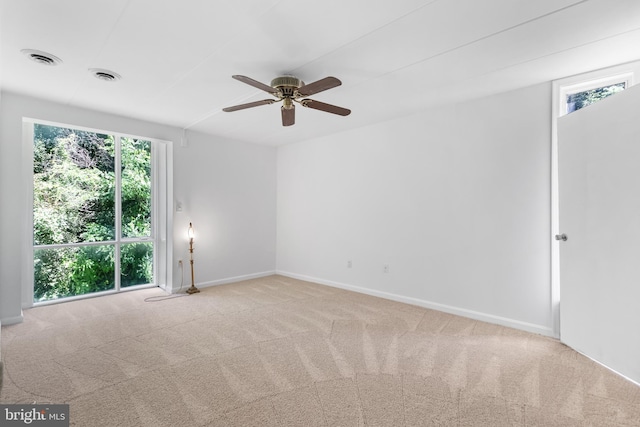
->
[558,86,640,385]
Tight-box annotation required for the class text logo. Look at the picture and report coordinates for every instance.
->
[1,405,69,426]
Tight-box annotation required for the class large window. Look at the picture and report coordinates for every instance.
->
[30,122,161,302]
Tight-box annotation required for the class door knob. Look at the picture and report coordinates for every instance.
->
[555,234,568,241]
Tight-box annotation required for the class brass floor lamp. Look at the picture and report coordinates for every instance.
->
[186,222,200,294]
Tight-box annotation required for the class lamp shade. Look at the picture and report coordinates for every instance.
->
[188,222,194,241]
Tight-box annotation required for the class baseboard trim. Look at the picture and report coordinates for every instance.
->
[572,347,640,388]
[276,270,554,337]
[0,312,24,326]
[171,270,277,293]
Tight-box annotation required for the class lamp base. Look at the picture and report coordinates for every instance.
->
[186,285,200,294]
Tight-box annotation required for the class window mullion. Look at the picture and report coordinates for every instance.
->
[151,142,158,286]
[34,241,118,250]
[115,135,122,292]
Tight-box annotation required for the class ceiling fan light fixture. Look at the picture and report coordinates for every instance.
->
[21,49,62,66]
[89,68,121,82]
[282,98,294,110]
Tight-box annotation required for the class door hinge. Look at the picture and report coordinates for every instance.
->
[555,233,568,241]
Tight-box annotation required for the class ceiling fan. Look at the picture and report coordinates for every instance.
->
[222,75,351,126]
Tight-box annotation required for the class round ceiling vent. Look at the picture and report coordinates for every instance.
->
[21,49,62,66]
[89,68,121,82]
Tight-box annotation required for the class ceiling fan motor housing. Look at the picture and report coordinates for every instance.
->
[271,76,305,98]
[270,76,304,89]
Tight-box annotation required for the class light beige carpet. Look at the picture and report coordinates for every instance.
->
[1,275,639,426]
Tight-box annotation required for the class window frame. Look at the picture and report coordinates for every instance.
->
[557,72,633,117]
[22,118,173,307]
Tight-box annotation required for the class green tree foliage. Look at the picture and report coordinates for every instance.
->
[33,126,115,245]
[566,82,625,114]
[121,138,152,238]
[121,243,153,288]
[33,124,153,301]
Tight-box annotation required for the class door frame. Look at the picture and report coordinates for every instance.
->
[551,63,637,339]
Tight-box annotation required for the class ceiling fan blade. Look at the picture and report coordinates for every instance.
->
[222,99,275,112]
[281,105,295,126]
[300,99,351,116]
[296,76,342,96]
[232,75,278,95]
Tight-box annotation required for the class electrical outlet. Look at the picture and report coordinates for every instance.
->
[347,260,352,268]
[383,263,390,273]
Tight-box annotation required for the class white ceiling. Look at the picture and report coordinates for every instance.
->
[2,0,640,146]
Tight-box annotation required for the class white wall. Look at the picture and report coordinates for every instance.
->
[173,130,277,289]
[0,92,277,323]
[277,83,553,335]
